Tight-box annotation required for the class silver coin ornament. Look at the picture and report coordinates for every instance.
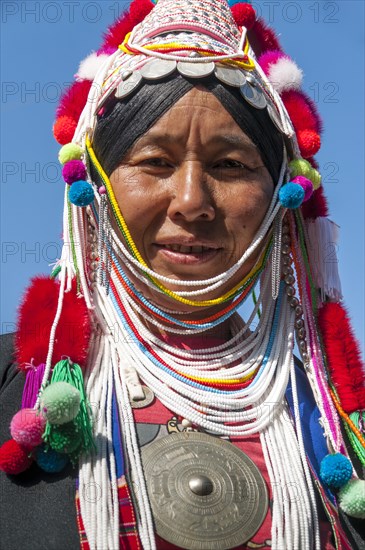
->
[140,59,177,80]
[240,82,267,109]
[177,60,215,78]
[141,432,268,549]
[267,103,285,134]
[214,65,246,88]
[115,71,143,99]
[130,385,155,409]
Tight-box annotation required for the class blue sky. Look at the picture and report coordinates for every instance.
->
[1,1,364,353]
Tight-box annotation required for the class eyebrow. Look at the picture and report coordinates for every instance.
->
[135,132,259,153]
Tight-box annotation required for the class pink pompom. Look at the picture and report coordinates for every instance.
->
[62,160,87,185]
[0,439,34,475]
[258,50,285,75]
[10,408,46,449]
[231,3,256,30]
[292,176,313,202]
[297,129,321,158]
[99,186,107,195]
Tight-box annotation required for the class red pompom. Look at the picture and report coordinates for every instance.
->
[301,185,328,219]
[248,18,282,57]
[16,276,91,370]
[129,0,154,26]
[56,80,92,122]
[282,90,323,134]
[53,115,77,145]
[231,3,256,30]
[0,439,34,475]
[318,303,365,413]
[101,12,134,50]
[297,129,321,158]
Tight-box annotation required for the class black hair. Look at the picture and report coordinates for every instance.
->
[92,74,284,182]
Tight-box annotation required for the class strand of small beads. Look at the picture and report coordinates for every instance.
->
[281,219,309,365]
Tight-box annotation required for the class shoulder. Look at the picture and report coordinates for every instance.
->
[0,333,19,392]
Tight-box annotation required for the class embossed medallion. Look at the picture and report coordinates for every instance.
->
[141,432,268,549]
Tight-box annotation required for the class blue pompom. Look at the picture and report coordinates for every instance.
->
[35,445,69,473]
[69,180,94,207]
[320,453,352,488]
[279,182,305,209]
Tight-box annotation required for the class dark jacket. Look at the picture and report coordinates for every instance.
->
[1,333,364,549]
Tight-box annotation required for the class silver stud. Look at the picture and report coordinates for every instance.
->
[282,234,291,244]
[286,286,295,297]
[297,327,306,339]
[295,319,304,329]
[283,266,293,276]
[285,274,295,285]
[290,297,299,308]
[282,244,291,255]
[299,340,307,351]
[295,305,303,317]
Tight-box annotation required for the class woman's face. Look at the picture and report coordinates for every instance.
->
[109,87,273,309]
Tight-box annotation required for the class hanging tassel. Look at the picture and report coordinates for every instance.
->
[305,217,342,301]
[41,359,95,464]
[22,363,46,409]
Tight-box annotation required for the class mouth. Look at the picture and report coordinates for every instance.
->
[153,243,222,265]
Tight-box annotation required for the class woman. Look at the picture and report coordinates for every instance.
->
[0,0,364,549]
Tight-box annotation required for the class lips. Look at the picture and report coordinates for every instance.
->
[154,240,222,265]
[163,244,214,254]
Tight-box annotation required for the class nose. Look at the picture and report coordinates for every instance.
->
[167,161,215,222]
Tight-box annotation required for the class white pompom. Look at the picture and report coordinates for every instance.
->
[268,57,303,93]
[76,53,109,82]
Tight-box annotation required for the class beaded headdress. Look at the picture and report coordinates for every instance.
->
[1,0,364,547]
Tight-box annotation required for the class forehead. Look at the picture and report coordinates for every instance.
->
[134,86,257,150]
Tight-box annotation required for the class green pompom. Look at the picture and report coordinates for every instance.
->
[58,143,83,165]
[48,422,82,454]
[339,479,365,519]
[289,159,312,178]
[309,168,321,190]
[40,381,81,425]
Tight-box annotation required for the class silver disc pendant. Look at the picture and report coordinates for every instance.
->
[240,82,267,109]
[215,65,246,87]
[177,61,215,78]
[130,385,155,409]
[115,71,143,99]
[267,103,285,133]
[141,432,268,549]
[140,59,177,80]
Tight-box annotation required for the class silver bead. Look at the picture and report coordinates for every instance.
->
[295,305,303,317]
[90,261,98,271]
[299,340,307,351]
[282,244,291,255]
[297,327,306,339]
[290,297,299,308]
[286,286,295,297]
[90,272,97,282]
[285,274,295,285]
[295,319,304,329]
[283,266,293,276]
[90,251,98,260]
[282,234,291,244]
[282,224,290,234]
[302,353,309,364]
[283,256,291,266]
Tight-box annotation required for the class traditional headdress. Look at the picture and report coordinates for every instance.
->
[1,0,364,548]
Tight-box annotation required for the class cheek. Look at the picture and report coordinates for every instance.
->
[225,185,272,238]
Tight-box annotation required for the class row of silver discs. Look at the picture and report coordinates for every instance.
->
[99,57,285,134]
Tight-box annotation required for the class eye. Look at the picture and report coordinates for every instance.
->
[142,157,172,167]
[212,159,252,170]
